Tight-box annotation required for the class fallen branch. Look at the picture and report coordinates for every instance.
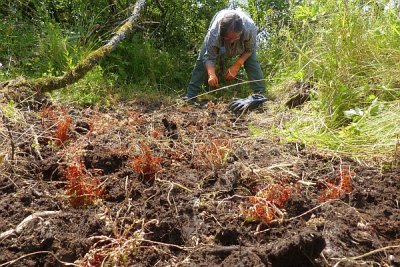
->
[0,211,61,240]
[0,0,146,97]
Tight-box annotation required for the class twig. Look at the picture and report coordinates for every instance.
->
[332,245,400,267]
[0,250,78,267]
[297,180,317,186]
[0,182,15,191]
[156,178,193,193]
[257,163,300,178]
[233,108,247,124]
[0,211,61,240]
[265,163,294,170]
[254,227,271,236]
[165,182,174,205]
[200,244,267,254]
[216,194,248,209]
[140,239,194,251]
[204,245,241,254]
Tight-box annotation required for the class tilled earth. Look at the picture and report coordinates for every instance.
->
[0,98,399,267]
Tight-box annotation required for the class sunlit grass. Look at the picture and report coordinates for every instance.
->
[266,0,400,162]
[279,100,400,162]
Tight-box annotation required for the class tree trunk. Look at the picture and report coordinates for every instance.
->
[0,0,146,101]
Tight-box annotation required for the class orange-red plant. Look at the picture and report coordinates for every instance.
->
[131,144,162,183]
[318,165,354,202]
[196,139,231,169]
[64,162,103,208]
[55,116,72,145]
[151,129,162,139]
[128,111,145,126]
[243,184,292,225]
[40,105,56,119]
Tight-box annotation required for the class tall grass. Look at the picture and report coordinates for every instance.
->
[296,0,400,118]
[281,100,400,161]
[269,0,400,161]
[0,19,39,79]
[0,12,92,78]
[37,22,72,76]
[101,35,190,96]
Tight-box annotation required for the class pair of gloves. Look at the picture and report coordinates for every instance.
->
[228,93,267,113]
[182,93,267,112]
[208,59,267,113]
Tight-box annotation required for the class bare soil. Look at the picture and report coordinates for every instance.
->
[0,98,399,267]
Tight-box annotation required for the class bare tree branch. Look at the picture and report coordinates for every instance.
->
[0,0,146,99]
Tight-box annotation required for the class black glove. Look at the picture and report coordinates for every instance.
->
[228,94,267,113]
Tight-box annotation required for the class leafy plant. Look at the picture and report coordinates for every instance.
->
[318,165,354,202]
[131,144,162,183]
[64,162,104,208]
[55,115,72,145]
[242,183,292,225]
[38,22,71,76]
[195,139,231,170]
[1,100,17,120]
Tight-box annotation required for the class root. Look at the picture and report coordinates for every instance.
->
[0,250,78,267]
[332,245,400,267]
[287,199,337,221]
[0,211,61,240]
[156,178,193,193]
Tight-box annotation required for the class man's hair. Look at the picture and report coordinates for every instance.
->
[220,12,243,38]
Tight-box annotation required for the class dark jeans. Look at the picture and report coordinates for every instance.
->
[186,46,265,98]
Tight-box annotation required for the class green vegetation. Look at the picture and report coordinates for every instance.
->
[1,0,399,162]
[268,0,400,161]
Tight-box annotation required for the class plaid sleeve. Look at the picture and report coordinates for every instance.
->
[203,22,220,66]
[243,18,257,53]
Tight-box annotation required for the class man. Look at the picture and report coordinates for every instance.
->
[183,9,267,112]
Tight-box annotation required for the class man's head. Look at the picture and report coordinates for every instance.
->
[220,12,243,43]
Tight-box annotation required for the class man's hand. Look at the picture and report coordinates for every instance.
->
[225,58,244,81]
[206,64,219,88]
[208,73,219,88]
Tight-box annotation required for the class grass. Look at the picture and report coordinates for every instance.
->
[279,100,400,161]
[49,65,116,107]
[267,0,400,163]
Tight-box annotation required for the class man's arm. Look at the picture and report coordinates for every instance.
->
[225,51,252,81]
[203,22,222,87]
[237,51,252,66]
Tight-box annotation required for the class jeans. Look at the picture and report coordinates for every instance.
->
[186,46,265,98]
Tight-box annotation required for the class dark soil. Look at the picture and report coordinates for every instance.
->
[0,99,399,267]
